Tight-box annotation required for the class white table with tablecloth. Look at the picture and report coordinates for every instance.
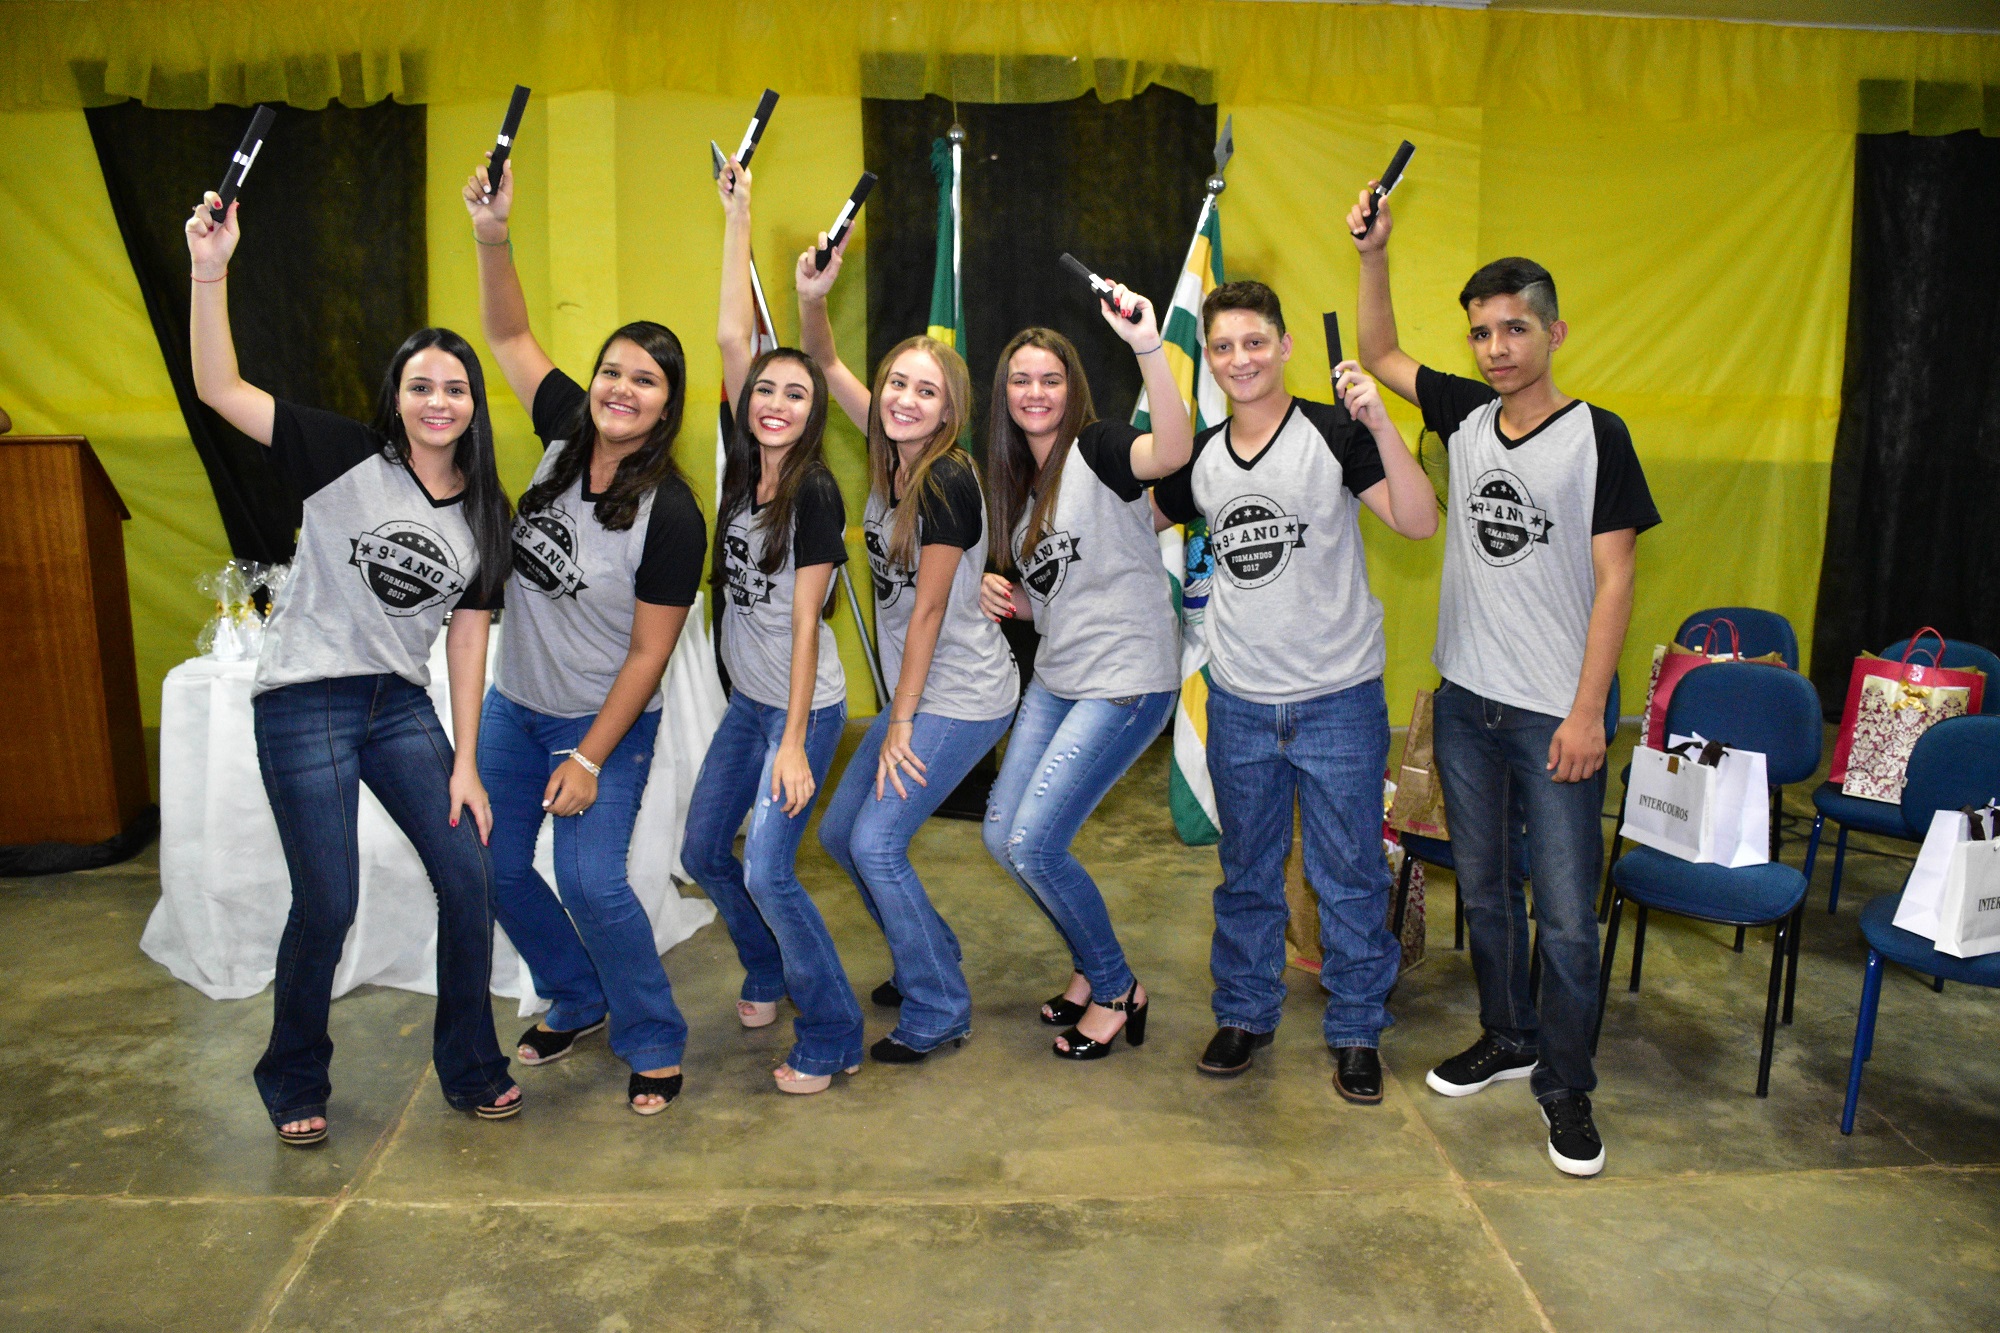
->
[141,599,724,1016]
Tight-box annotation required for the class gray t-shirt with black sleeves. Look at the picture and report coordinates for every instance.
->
[864,451,1018,723]
[1416,366,1660,720]
[718,467,849,712]
[1011,420,1180,700]
[495,370,707,720]
[253,401,500,698]
[1155,398,1389,706]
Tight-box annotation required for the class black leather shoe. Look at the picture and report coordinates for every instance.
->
[871,980,904,1008]
[1333,1046,1383,1104]
[1197,1026,1274,1077]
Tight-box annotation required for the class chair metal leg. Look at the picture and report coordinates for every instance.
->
[1802,813,1825,885]
[1391,852,1414,940]
[1769,785,1783,861]
[1756,914,1788,1098]
[1733,926,1746,953]
[1594,891,1624,1056]
[1629,904,1649,992]
[1783,903,1803,1025]
[1933,976,1945,993]
[1599,781,1629,922]
[1528,922,1542,1005]
[1842,950,1885,1133]
[1828,824,1850,914]
[1454,876,1465,950]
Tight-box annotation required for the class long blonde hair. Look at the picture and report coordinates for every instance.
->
[866,336,974,568]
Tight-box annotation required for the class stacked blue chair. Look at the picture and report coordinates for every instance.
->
[1840,714,2000,1133]
[1808,637,2000,915]
[1595,661,1823,1096]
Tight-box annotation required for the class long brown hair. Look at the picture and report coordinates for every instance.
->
[711,348,838,617]
[985,328,1095,576]
[519,321,688,531]
[866,335,973,569]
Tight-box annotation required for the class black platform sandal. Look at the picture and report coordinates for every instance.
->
[628,1070,683,1116]
[474,1087,524,1120]
[1053,982,1148,1061]
[275,1119,327,1147]
[516,1017,606,1066]
[870,1034,966,1064]
[871,979,904,1008]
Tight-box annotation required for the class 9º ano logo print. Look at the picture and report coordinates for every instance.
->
[1212,494,1307,590]
[864,519,916,609]
[1467,469,1554,567]
[511,505,589,600]
[1020,530,1081,604]
[348,521,466,617]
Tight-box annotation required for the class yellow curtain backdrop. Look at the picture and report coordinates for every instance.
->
[2,1,1995,725]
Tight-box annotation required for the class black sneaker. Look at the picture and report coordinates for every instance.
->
[1425,1034,1538,1097]
[1540,1093,1606,1177]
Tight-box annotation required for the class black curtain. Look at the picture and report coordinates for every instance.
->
[85,100,428,563]
[862,89,1216,447]
[1811,129,2000,710]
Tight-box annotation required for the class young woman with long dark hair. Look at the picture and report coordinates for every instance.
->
[796,234,1019,1066]
[465,155,707,1115]
[679,161,863,1095]
[978,298,1193,1061]
[186,190,519,1145]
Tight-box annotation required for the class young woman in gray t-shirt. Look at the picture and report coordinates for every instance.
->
[678,161,864,1096]
[978,296,1194,1062]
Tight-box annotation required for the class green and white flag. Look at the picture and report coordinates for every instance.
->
[926,135,964,352]
[1135,188,1227,846]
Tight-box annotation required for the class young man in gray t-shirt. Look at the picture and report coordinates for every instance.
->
[1354,190,1659,1179]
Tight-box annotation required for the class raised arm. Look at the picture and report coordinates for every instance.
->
[716,160,761,411]
[185,194,275,444]
[1099,285,1192,481]
[794,235,873,434]
[1338,363,1438,541]
[1347,187,1421,408]
[465,156,557,412]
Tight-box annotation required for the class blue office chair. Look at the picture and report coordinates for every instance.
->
[1808,636,2000,915]
[1840,714,2000,1133]
[1392,677,1618,1000]
[1678,607,1801,670]
[1595,662,1823,1096]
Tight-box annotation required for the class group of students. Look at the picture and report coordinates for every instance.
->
[180,142,1656,1179]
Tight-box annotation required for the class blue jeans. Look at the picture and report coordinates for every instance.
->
[819,709,1013,1050]
[681,690,861,1076]
[251,675,513,1124]
[479,691,686,1072]
[1431,679,1606,1099]
[1205,677,1400,1048]
[983,682,1174,1004]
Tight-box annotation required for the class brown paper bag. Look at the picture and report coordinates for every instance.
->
[1287,803,1428,975]
[1388,689,1449,840]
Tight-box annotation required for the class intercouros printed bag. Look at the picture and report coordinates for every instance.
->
[1893,802,2000,959]
[1620,734,1770,868]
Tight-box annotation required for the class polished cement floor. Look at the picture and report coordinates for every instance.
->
[4,723,1998,1331]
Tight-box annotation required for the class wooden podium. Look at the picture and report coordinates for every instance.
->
[0,437,150,844]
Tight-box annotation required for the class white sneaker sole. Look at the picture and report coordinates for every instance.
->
[1425,1062,1535,1098]
[1540,1106,1606,1177]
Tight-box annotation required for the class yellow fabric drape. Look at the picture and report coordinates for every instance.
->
[4,1,1997,131]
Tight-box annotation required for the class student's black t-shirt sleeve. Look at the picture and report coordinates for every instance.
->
[1296,399,1389,497]
[1415,365,1500,446]
[1588,406,1662,536]
[1075,419,1146,502]
[792,469,850,568]
[915,454,984,549]
[634,477,708,606]
[1152,426,1219,526]
[267,401,383,500]
[530,368,589,447]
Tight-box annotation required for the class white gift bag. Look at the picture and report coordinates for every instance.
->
[1937,839,2000,958]
[1893,802,2000,946]
[1621,735,1770,867]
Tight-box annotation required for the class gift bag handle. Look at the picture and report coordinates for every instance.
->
[1964,805,1990,841]
[1666,738,1728,767]
[1900,627,1947,668]
[1688,617,1742,660]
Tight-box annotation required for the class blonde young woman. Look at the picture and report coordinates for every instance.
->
[797,230,1020,1065]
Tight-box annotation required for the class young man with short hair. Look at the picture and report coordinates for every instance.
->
[1350,190,1659,1177]
[1154,280,1437,1101]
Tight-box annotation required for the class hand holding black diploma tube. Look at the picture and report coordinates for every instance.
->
[716,89,780,194]
[1058,253,1144,324]
[1352,139,1415,240]
[483,86,531,200]
[1324,312,1352,425]
[207,105,275,225]
[813,172,878,272]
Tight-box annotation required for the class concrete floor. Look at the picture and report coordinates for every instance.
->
[4,724,1998,1332]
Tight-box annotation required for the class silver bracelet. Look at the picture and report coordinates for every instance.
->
[554,749,602,777]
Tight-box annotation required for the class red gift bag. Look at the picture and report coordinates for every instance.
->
[1640,620,1786,750]
[1829,628,1988,784]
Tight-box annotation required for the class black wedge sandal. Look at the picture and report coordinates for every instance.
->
[628,1070,683,1116]
[516,1017,607,1066]
[1052,981,1149,1061]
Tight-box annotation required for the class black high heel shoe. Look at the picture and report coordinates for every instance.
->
[1040,993,1087,1027]
[1052,981,1148,1060]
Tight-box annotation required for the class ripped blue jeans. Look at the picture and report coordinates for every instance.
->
[982,681,1175,1004]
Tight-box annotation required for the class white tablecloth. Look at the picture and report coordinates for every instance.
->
[141,599,725,1016]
